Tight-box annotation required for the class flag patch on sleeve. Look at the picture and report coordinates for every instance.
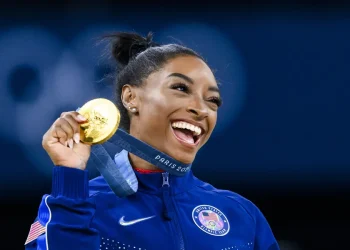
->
[24,220,46,245]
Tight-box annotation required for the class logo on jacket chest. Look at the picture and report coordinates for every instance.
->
[192,205,230,236]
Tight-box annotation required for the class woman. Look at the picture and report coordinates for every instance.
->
[25,32,279,250]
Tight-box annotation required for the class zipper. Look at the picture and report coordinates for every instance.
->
[162,172,173,220]
[161,172,185,250]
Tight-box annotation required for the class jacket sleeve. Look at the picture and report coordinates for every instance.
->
[24,166,100,250]
[254,207,280,250]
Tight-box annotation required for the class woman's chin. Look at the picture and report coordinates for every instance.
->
[169,149,196,165]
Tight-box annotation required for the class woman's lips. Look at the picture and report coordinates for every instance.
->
[170,126,202,148]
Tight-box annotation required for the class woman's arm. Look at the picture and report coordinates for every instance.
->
[25,167,99,250]
[253,207,280,250]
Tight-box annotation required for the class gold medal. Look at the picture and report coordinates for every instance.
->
[77,98,120,145]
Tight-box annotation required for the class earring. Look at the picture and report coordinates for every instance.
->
[129,107,137,113]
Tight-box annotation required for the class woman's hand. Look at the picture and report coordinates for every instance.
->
[42,111,91,170]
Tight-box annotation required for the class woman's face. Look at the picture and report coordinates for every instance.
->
[126,56,221,164]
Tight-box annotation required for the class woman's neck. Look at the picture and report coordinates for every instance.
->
[128,152,164,173]
[128,127,164,173]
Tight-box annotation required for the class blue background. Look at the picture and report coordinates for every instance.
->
[1,2,349,249]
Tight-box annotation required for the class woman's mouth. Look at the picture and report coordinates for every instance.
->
[170,120,204,147]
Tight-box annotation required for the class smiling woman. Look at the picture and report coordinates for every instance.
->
[122,55,221,166]
[25,31,280,250]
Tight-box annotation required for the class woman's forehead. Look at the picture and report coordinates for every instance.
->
[157,56,217,85]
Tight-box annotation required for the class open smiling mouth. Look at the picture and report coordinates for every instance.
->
[171,121,204,147]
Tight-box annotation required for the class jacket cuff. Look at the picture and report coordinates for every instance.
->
[51,166,89,199]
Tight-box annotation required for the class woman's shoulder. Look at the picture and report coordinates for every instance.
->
[193,176,261,220]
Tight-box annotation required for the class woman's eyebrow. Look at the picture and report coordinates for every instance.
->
[208,86,220,94]
[167,72,194,84]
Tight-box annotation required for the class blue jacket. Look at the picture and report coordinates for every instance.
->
[25,149,279,250]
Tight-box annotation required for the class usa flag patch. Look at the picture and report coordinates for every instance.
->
[24,220,46,245]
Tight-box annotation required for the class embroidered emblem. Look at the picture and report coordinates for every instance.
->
[192,205,230,236]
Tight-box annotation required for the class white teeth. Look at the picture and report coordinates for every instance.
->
[195,127,200,135]
[171,121,202,136]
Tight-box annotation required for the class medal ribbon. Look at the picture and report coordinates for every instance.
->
[109,129,192,176]
[89,129,192,197]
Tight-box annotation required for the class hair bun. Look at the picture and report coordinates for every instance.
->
[106,31,159,66]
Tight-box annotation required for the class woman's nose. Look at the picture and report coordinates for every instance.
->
[186,100,209,120]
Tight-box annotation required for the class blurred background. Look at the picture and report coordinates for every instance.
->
[1,1,349,249]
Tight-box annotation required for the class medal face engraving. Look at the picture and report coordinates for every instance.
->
[78,98,120,145]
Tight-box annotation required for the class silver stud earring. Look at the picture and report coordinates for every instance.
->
[129,107,137,113]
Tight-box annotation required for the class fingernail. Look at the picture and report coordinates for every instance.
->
[68,138,73,149]
[77,115,87,121]
[73,133,80,144]
[65,141,68,147]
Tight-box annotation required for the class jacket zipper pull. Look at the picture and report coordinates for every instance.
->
[162,172,173,220]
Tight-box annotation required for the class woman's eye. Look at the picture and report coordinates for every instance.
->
[171,83,189,93]
[208,97,222,107]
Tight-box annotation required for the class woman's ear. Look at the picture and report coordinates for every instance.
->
[121,84,138,113]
